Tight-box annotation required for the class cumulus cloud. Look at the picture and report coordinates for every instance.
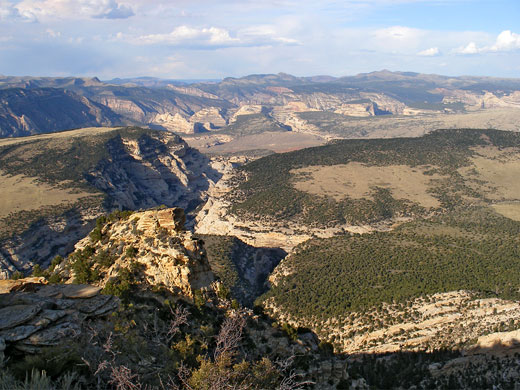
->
[455,41,480,54]
[417,47,439,56]
[134,26,239,46]
[0,0,33,21]
[490,30,520,52]
[455,30,520,55]
[13,0,134,21]
[129,24,299,48]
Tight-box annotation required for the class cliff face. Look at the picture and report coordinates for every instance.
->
[85,131,221,211]
[0,128,223,278]
[64,208,214,298]
[0,88,122,137]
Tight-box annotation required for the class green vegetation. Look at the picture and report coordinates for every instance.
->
[67,210,135,285]
[406,101,466,112]
[198,234,284,306]
[0,197,103,241]
[261,206,520,319]
[2,275,317,390]
[0,127,157,190]
[231,129,520,226]
[198,235,240,292]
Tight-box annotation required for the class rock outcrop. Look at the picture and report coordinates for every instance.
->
[153,112,195,133]
[334,102,375,117]
[86,132,221,211]
[190,107,227,131]
[65,208,214,298]
[0,278,119,364]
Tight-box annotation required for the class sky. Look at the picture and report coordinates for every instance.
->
[0,0,519,79]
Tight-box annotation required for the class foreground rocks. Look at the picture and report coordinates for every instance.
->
[0,278,119,365]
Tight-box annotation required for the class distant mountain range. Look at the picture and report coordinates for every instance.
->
[1,70,520,138]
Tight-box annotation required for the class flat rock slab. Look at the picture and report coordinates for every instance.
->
[28,309,68,328]
[91,296,119,317]
[36,284,101,299]
[0,325,39,342]
[61,284,102,299]
[21,321,81,347]
[0,293,52,308]
[0,304,41,330]
[75,294,112,314]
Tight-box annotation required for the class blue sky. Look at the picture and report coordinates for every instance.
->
[0,0,519,79]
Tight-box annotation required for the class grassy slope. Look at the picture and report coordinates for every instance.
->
[0,127,162,240]
[229,129,520,227]
[253,129,520,318]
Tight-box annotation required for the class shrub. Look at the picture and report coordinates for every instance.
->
[10,271,24,280]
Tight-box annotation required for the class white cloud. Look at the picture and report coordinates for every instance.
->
[238,25,301,45]
[490,30,520,52]
[46,29,61,38]
[14,0,134,21]
[417,47,439,56]
[129,24,299,48]
[134,26,239,46]
[0,0,34,21]
[455,30,520,55]
[372,26,424,52]
[454,41,479,54]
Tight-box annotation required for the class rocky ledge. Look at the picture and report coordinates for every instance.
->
[0,278,119,365]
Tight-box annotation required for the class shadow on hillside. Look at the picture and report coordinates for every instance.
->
[0,205,95,274]
[86,132,222,217]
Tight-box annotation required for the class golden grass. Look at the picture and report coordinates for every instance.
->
[0,127,120,147]
[492,202,520,221]
[292,162,444,208]
[0,172,96,218]
[460,146,520,201]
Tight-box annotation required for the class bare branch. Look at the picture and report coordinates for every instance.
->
[109,365,142,390]
[168,306,190,341]
[277,355,315,390]
[214,314,246,360]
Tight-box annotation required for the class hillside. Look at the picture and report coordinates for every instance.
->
[0,127,221,278]
[197,127,520,359]
[0,88,123,137]
[0,208,345,390]
[217,129,520,229]
[4,208,520,389]
[1,72,520,155]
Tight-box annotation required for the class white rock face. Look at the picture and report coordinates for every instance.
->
[334,102,375,117]
[190,107,227,131]
[153,112,194,133]
[72,208,214,298]
[264,290,520,356]
[229,105,264,123]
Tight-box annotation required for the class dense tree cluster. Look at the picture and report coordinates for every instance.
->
[262,206,520,319]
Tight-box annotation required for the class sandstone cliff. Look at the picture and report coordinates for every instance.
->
[62,208,214,298]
